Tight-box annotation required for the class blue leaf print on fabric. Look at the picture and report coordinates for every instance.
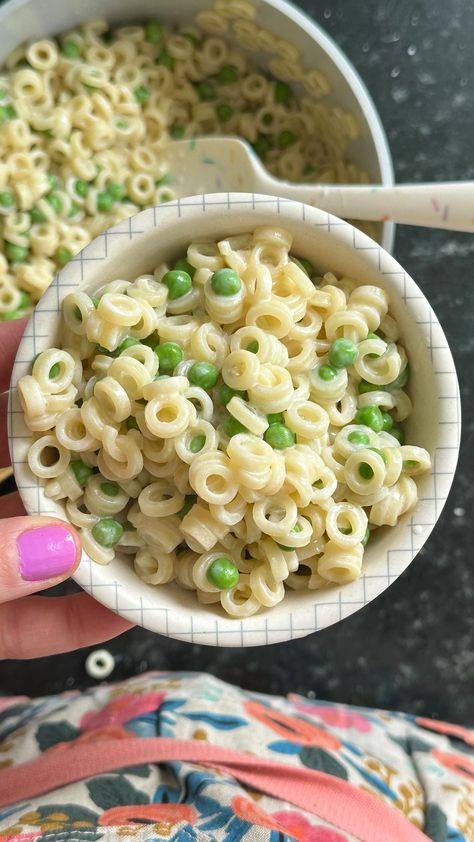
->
[160,699,187,712]
[268,740,302,754]
[123,712,158,738]
[182,712,247,730]
[153,782,181,804]
[299,746,348,780]
[198,806,234,832]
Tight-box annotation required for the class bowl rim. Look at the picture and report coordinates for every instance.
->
[0,0,395,253]
[8,194,460,647]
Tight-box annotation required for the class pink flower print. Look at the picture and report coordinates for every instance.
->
[80,691,165,731]
[273,811,348,842]
[292,704,372,733]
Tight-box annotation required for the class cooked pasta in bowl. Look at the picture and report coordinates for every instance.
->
[0,0,394,322]
[9,195,460,644]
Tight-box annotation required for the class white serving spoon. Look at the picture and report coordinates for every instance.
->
[166,136,474,233]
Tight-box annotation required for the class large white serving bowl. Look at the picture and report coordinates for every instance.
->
[9,194,460,646]
[0,0,395,251]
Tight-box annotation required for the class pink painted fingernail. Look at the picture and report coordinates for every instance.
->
[17,525,77,582]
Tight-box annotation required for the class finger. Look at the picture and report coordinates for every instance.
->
[0,392,10,467]
[0,591,133,659]
[0,515,81,605]
[0,318,28,393]
[0,493,26,518]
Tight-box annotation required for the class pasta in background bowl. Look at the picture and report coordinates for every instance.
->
[9,195,460,645]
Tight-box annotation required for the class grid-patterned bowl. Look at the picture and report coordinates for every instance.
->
[9,194,460,646]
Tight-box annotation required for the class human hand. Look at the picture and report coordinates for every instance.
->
[0,319,133,659]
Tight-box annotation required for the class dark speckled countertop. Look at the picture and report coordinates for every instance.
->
[1,0,473,724]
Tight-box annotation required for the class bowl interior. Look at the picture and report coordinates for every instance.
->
[0,0,394,251]
[9,195,460,646]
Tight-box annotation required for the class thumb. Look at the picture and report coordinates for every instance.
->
[0,516,81,604]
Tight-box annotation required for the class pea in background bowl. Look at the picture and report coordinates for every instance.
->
[8,194,460,646]
[0,0,394,250]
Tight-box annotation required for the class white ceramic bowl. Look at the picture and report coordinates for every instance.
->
[0,0,394,251]
[9,194,460,646]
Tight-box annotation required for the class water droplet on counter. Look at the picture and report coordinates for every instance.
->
[407,44,417,56]
[323,8,331,18]
[391,85,409,104]
[411,14,419,25]
[412,524,423,535]
[362,42,371,53]
[454,507,465,517]
[390,66,400,78]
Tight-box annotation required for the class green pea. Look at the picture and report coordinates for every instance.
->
[303,163,316,176]
[277,129,295,149]
[182,31,198,45]
[18,290,31,309]
[275,80,292,104]
[403,459,419,471]
[358,380,383,394]
[116,119,128,130]
[188,361,219,389]
[5,242,28,263]
[264,423,295,450]
[252,134,273,156]
[217,64,238,84]
[70,459,93,487]
[154,341,183,370]
[145,20,163,43]
[134,85,150,104]
[218,384,247,406]
[358,462,374,480]
[174,257,196,279]
[177,494,196,519]
[190,434,206,453]
[49,363,60,378]
[367,332,379,340]
[107,183,125,201]
[47,175,58,190]
[211,267,241,296]
[347,430,370,446]
[61,40,81,59]
[0,90,6,100]
[206,557,239,589]
[340,526,352,535]
[123,520,137,531]
[216,103,234,122]
[387,365,410,391]
[92,517,123,548]
[295,256,313,276]
[156,50,174,69]
[74,179,89,198]
[0,190,14,207]
[1,309,24,320]
[91,296,100,308]
[262,112,273,125]
[68,203,81,218]
[115,336,140,355]
[0,104,15,123]
[46,192,62,214]
[55,247,72,266]
[170,125,185,139]
[97,191,114,212]
[361,526,370,547]
[5,104,16,119]
[267,412,284,425]
[162,269,192,300]
[39,128,54,139]
[126,416,139,431]
[223,415,248,437]
[197,80,215,101]
[313,479,324,489]
[74,305,82,322]
[328,338,358,368]
[355,405,384,433]
[390,427,405,444]
[246,340,259,354]
[160,191,172,204]
[318,364,338,381]
[101,481,119,497]
[381,411,393,432]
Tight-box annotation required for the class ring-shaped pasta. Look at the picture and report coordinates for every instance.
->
[253,493,298,539]
[189,450,238,505]
[145,393,192,438]
[94,376,132,423]
[222,349,260,390]
[138,480,184,517]
[55,407,100,451]
[84,473,129,516]
[325,502,368,547]
[134,548,175,585]
[344,448,387,495]
[27,434,70,479]
[98,292,142,326]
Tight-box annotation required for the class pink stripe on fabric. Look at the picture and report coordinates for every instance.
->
[0,736,429,842]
